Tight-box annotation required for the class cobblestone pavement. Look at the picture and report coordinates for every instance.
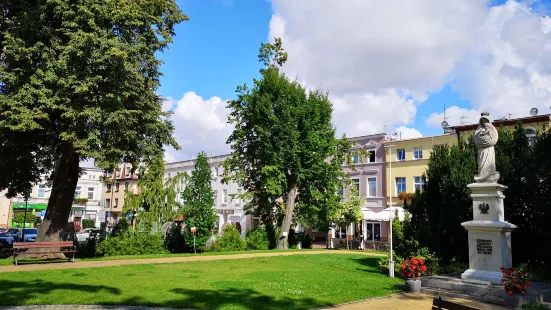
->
[0,250,385,273]
[328,293,508,310]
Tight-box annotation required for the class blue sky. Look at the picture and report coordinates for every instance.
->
[159,0,551,161]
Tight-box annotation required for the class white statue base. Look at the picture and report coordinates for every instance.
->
[461,183,516,284]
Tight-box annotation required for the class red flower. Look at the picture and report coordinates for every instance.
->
[508,290,513,296]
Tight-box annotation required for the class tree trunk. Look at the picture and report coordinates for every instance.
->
[36,142,80,242]
[277,183,298,250]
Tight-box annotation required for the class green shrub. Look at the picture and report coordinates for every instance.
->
[378,253,403,275]
[245,227,269,250]
[207,224,246,252]
[110,218,130,237]
[165,226,186,253]
[96,232,167,256]
[439,257,469,274]
[82,219,96,229]
[288,230,314,249]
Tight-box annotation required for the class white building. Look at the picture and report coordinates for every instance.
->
[9,167,105,229]
[165,154,254,238]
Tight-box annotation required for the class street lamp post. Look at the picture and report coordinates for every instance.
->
[385,144,395,278]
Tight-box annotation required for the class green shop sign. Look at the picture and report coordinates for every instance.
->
[11,203,48,210]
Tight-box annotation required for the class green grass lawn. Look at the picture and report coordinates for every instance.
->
[0,253,402,309]
[0,248,386,266]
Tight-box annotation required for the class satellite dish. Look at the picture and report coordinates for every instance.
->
[530,108,538,116]
[441,120,449,129]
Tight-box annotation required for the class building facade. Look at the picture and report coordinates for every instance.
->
[165,155,254,238]
[102,163,140,225]
[329,133,389,249]
[0,190,11,229]
[384,133,457,207]
[8,167,105,230]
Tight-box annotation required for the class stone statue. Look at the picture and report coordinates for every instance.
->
[474,112,500,183]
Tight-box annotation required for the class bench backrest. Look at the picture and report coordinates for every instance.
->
[432,298,478,310]
[13,241,74,249]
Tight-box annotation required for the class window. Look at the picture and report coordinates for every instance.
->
[526,127,537,147]
[74,186,81,199]
[114,198,118,208]
[125,166,130,176]
[125,182,129,192]
[352,155,360,163]
[395,177,406,195]
[213,190,218,203]
[367,177,377,197]
[397,149,406,161]
[115,168,121,178]
[105,199,111,208]
[115,183,120,192]
[87,187,94,200]
[214,166,219,178]
[368,151,376,163]
[352,178,360,194]
[106,184,112,192]
[414,176,424,192]
[413,147,423,159]
[38,184,46,198]
[223,189,228,203]
[337,181,345,198]
[237,189,242,204]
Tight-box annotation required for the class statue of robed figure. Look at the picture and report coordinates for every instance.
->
[473,112,500,183]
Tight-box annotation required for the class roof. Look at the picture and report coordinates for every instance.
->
[452,114,550,132]
[382,133,455,144]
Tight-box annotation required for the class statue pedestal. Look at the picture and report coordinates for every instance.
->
[461,183,516,284]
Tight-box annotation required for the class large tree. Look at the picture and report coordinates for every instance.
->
[180,152,217,248]
[223,38,352,249]
[123,150,186,231]
[0,0,187,241]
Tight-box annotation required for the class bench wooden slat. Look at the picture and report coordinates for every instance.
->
[14,241,73,245]
[15,251,77,255]
[432,298,478,310]
[13,242,74,249]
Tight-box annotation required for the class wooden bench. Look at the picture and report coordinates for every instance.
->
[432,297,477,310]
[13,241,77,265]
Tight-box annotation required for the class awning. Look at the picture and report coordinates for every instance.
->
[11,203,48,210]
[362,209,389,221]
[362,207,408,221]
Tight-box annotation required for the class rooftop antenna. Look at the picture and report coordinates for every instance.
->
[502,112,514,120]
[460,116,469,125]
[441,102,450,131]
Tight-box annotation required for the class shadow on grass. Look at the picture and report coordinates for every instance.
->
[0,280,121,306]
[351,256,382,271]
[165,287,330,310]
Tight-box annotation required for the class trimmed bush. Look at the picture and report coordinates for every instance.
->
[96,232,167,256]
[245,227,269,250]
[165,226,187,253]
[207,224,246,252]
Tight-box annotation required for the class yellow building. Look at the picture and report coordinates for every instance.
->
[384,133,457,206]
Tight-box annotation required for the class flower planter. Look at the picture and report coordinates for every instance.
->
[405,278,421,293]
[503,293,523,309]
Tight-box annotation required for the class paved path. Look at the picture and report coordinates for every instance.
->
[329,293,508,310]
[0,250,384,273]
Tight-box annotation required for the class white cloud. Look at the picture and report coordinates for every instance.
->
[268,0,488,136]
[451,1,551,119]
[165,92,233,162]
[426,106,483,128]
[393,126,423,140]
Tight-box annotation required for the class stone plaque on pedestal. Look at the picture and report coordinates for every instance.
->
[461,113,516,284]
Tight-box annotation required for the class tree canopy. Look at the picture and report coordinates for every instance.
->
[0,0,187,241]
[223,38,352,249]
[181,152,217,248]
